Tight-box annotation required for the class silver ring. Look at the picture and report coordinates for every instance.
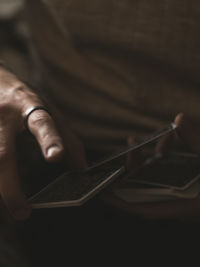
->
[24,106,51,131]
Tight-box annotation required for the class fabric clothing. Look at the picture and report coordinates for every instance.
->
[1,2,200,266]
[26,0,200,153]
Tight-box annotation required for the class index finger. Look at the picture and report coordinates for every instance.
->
[25,108,64,162]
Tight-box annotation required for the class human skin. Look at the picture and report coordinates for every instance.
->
[0,66,87,221]
[1,64,200,222]
[102,113,200,221]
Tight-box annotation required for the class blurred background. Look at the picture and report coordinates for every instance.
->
[0,0,24,20]
[0,0,33,82]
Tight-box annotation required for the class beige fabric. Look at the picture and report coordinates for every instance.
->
[26,0,200,152]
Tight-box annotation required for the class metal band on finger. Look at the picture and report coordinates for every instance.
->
[24,106,51,131]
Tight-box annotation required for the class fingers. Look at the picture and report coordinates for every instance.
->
[48,108,88,171]
[0,125,31,220]
[26,109,64,162]
[22,95,87,170]
[174,113,200,154]
[155,131,177,155]
[156,113,200,155]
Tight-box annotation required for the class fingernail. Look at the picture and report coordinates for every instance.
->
[13,206,31,220]
[47,145,63,158]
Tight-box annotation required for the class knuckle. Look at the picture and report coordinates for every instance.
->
[0,105,20,126]
[41,130,63,146]
[15,84,39,101]
[0,104,12,115]
[0,89,24,120]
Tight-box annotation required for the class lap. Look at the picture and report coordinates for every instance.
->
[100,190,200,221]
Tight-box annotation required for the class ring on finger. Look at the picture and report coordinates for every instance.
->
[24,106,51,131]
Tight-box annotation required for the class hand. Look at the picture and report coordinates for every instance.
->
[126,113,200,171]
[156,113,200,155]
[101,113,200,221]
[0,67,87,221]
